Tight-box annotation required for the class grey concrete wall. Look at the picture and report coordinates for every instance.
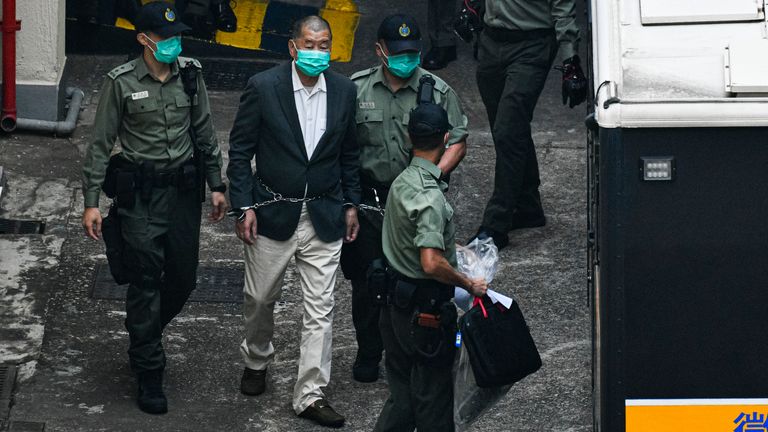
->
[0,0,67,121]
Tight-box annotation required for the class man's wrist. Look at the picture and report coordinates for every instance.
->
[461,275,473,292]
[240,208,255,220]
[228,207,254,222]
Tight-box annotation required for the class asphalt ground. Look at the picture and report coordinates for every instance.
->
[0,1,591,431]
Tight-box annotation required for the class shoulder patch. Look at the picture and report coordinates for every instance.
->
[432,77,449,94]
[177,56,202,69]
[107,61,136,80]
[421,172,439,189]
[351,67,377,81]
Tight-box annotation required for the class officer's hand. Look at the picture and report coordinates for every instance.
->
[209,192,228,222]
[236,209,258,245]
[559,55,587,108]
[82,207,103,241]
[468,278,488,297]
[344,207,359,243]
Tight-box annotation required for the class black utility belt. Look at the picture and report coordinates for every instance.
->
[390,271,453,311]
[367,258,452,312]
[102,154,199,208]
[105,155,198,191]
[484,26,555,43]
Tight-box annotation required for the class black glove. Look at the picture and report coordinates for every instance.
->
[559,55,587,108]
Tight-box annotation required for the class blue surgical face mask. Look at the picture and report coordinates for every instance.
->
[379,44,421,79]
[292,41,331,77]
[144,34,182,64]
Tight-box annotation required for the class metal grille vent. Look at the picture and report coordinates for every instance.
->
[0,219,46,235]
[0,363,17,420]
[91,262,244,303]
[8,421,46,432]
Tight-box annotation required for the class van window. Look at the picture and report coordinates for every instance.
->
[640,0,764,24]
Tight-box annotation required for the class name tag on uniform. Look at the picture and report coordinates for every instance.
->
[359,101,375,109]
[131,91,149,100]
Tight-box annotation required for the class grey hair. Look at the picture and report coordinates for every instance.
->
[291,15,333,41]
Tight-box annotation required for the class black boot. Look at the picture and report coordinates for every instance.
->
[510,212,546,230]
[423,46,457,70]
[240,367,267,396]
[467,226,509,250]
[137,369,168,414]
[212,0,237,33]
[352,353,379,383]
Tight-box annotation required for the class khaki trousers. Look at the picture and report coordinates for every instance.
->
[240,204,342,414]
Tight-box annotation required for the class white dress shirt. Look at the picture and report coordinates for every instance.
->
[291,62,327,160]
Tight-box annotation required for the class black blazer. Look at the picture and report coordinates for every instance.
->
[227,62,361,242]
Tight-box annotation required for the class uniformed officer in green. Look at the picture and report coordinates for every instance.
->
[469,0,586,249]
[341,13,469,383]
[81,2,227,415]
[375,103,486,432]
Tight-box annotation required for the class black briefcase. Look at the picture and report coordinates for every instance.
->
[459,295,542,388]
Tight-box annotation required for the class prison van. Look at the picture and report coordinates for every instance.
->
[587,1,768,431]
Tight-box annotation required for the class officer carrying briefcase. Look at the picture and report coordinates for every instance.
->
[459,295,542,388]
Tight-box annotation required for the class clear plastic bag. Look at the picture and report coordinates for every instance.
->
[454,237,499,312]
[453,237,513,431]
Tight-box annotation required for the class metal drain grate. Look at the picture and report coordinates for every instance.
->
[8,422,46,432]
[0,364,17,420]
[0,219,46,235]
[91,262,244,303]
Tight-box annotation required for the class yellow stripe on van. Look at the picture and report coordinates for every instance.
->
[626,399,768,431]
[320,0,360,62]
[215,0,269,50]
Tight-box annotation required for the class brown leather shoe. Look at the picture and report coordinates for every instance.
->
[298,399,345,428]
[240,367,266,396]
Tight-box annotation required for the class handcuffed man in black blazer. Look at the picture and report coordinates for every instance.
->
[226,15,361,428]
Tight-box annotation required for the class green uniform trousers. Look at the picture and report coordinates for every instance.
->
[119,183,201,373]
[477,28,558,233]
[374,304,456,432]
[428,0,458,48]
[340,210,385,366]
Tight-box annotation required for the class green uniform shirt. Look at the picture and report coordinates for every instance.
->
[82,56,223,207]
[382,157,457,279]
[484,0,580,60]
[351,65,468,186]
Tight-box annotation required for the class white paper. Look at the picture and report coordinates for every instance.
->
[487,290,514,309]
[454,288,514,311]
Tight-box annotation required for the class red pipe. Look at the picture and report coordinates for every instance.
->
[1,0,21,132]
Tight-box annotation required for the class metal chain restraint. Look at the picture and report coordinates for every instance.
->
[357,187,386,216]
[227,178,325,221]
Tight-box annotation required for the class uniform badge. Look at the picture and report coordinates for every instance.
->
[399,24,411,37]
[164,8,176,22]
[359,101,375,109]
[131,91,149,100]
